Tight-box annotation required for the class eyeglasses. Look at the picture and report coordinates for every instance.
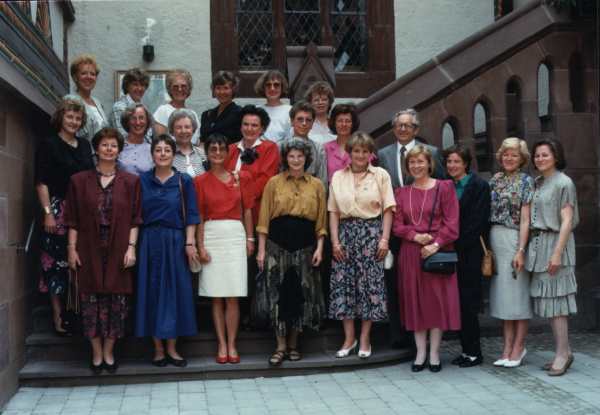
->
[172,84,189,91]
[294,117,313,124]
[396,123,415,130]
[265,82,282,89]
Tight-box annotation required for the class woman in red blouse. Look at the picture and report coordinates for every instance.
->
[195,134,255,363]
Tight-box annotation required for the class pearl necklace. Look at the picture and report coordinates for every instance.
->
[409,185,429,225]
[97,169,116,178]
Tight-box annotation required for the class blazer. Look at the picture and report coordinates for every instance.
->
[455,173,491,251]
[377,140,445,189]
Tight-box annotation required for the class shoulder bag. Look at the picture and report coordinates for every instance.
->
[480,236,495,277]
[179,175,202,273]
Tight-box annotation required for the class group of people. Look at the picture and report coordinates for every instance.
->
[36,55,579,378]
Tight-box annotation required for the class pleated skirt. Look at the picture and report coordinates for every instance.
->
[530,266,577,317]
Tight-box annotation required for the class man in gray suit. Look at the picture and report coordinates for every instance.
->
[377,108,445,348]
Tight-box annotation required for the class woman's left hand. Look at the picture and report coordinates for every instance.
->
[376,239,389,261]
[547,252,562,276]
[186,245,199,264]
[123,246,136,268]
[312,249,323,267]
[246,240,255,257]
[421,243,439,259]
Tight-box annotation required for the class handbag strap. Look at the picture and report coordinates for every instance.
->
[67,268,79,313]
[479,236,489,255]
[426,181,441,234]
[178,174,186,225]
[232,171,244,214]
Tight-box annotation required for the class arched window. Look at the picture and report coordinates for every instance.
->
[538,62,552,131]
[442,120,457,150]
[473,102,492,172]
[505,77,523,138]
[569,53,586,112]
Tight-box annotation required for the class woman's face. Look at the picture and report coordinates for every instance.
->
[96,137,120,163]
[169,75,189,104]
[446,153,468,180]
[152,141,174,167]
[408,153,431,180]
[311,93,330,117]
[173,117,194,146]
[534,144,556,173]
[241,114,264,142]
[264,78,282,102]
[75,63,97,93]
[350,145,371,171]
[128,107,148,137]
[501,148,522,173]
[291,110,314,138]
[207,142,227,167]
[61,110,84,136]
[214,82,234,105]
[335,113,353,137]
[287,149,306,174]
[127,81,147,102]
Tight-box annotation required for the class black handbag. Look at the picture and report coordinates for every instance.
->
[61,268,81,335]
[421,182,458,275]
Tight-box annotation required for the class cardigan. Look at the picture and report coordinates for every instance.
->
[455,173,491,250]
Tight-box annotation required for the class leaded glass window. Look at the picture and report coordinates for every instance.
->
[331,0,367,71]
[236,0,274,70]
[284,0,321,46]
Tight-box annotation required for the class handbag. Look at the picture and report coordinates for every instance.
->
[251,270,271,329]
[480,236,495,277]
[61,268,81,335]
[374,173,394,270]
[421,182,458,275]
[179,175,202,274]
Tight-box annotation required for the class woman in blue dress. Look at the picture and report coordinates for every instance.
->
[135,134,200,367]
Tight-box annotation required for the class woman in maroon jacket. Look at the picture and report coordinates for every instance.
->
[65,127,142,374]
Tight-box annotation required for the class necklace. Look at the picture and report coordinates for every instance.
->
[97,169,116,177]
[409,185,429,225]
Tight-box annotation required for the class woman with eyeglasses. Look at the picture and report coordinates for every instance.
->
[304,81,335,145]
[256,70,292,143]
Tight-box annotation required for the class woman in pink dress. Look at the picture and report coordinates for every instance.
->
[393,145,460,373]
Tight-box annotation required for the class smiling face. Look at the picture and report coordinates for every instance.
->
[169,75,190,104]
[287,149,306,174]
[152,140,174,168]
[127,81,147,102]
[311,93,330,117]
[446,152,468,180]
[60,110,84,136]
[335,113,353,137]
[207,142,228,167]
[534,144,556,173]
[96,137,120,163]
[501,148,522,174]
[291,110,314,138]
[241,114,264,143]
[408,153,431,180]
[173,117,194,147]
[128,107,148,138]
[393,113,418,145]
[75,63,97,94]
[350,145,371,171]
[214,82,234,106]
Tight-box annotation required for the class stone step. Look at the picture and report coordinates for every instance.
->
[19,348,413,387]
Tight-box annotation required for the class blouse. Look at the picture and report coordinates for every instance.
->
[64,94,108,143]
[118,140,153,176]
[309,119,335,145]
[35,134,94,199]
[260,104,292,143]
[328,165,396,220]
[200,102,242,144]
[194,171,255,221]
[257,172,327,237]
[526,171,579,272]
[324,139,376,183]
[173,146,207,178]
[489,171,534,229]
[153,103,201,145]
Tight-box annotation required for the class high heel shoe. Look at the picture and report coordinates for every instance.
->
[548,354,574,377]
[358,346,371,359]
[493,358,508,367]
[335,340,358,358]
[504,348,527,368]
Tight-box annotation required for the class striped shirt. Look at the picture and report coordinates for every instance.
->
[173,146,207,178]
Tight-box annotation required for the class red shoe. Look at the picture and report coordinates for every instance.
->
[216,354,228,364]
[228,354,240,364]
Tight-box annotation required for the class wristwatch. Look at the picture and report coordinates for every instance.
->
[42,206,51,215]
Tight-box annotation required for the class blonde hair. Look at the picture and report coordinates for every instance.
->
[345,131,375,154]
[495,137,530,168]
[70,54,99,79]
[405,144,435,176]
[166,69,193,99]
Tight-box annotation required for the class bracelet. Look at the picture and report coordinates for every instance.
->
[67,243,76,248]
[247,238,256,242]
[43,206,52,215]
[185,243,194,247]
[518,247,525,253]
[380,238,389,243]
[128,242,136,247]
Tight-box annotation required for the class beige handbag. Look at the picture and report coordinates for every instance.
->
[480,236,495,278]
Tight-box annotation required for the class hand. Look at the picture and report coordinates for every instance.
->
[198,246,211,264]
[414,233,433,245]
[67,247,81,270]
[376,238,389,261]
[256,249,265,271]
[312,248,323,267]
[547,252,561,276]
[332,242,345,262]
[123,246,136,268]
[185,245,199,264]
[44,214,57,234]
[512,250,524,272]
[246,240,255,257]
[420,243,439,259]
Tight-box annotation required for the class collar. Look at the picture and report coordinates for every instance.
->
[455,173,471,187]
[397,139,416,152]
[176,145,198,156]
[237,137,263,151]
[283,171,310,181]
[342,164,376,174]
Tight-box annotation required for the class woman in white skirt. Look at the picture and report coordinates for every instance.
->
[194,134,256,364]
[527,139,578,376]
[489,138,534,368]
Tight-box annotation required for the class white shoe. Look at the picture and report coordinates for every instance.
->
[504,348,527,368]
[358,346,372,359]
[493,358,508,367]
[335,340,357,358]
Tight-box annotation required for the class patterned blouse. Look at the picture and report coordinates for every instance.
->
[489,171,534,229]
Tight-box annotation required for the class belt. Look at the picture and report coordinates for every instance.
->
[530,228,556,237]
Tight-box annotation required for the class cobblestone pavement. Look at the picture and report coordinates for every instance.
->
[4,330,600,415]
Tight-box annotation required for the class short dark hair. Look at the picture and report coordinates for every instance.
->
[240,104,271,131]
[211,70,240,97]
[50,98,87,133]
[280,138,313,171]
[254,70,289,97]
[329,103,360,134]
[532,138,567,170]
[443,144,473,173]
[289,100,316,121]
[203,133,229,154]
[120,103,153,134]
[92,127,124,153]
[121,68,150,95]
[151,134,176,154]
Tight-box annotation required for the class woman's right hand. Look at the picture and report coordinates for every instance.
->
[256,249,265,271]
[198,246,211,264]
[512,251,524,272]
[413,233,433,245]
[67,247,81,270]
[44,213,57,234]
[332,242,345,262]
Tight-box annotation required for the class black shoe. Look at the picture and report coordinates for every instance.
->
[459,355,483,368]
[89,360,103,375]
[451,354,467,365]
[166,355,187,367]
[151,357,168,367]
[429,362,442,373]
[103,360,118,374]
[411,361,427,372]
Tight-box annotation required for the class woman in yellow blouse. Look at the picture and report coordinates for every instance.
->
[328,132,395,358]
[256,139,327,366]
